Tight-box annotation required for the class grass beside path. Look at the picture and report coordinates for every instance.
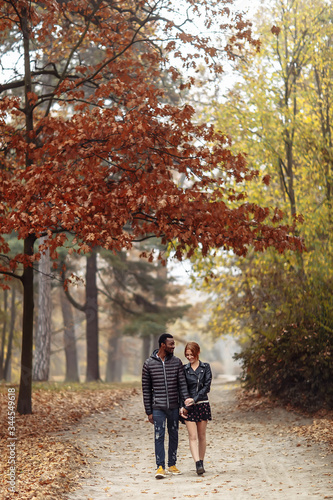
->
[0,381,139,500]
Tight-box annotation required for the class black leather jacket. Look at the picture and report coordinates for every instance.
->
[184,360,212,405]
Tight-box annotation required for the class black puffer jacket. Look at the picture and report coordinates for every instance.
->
[142,350,189,415]
[184,360,212,404]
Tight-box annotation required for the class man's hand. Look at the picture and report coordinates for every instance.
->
[148,414,154,424]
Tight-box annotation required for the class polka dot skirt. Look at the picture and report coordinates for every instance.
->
[185,402,212,422]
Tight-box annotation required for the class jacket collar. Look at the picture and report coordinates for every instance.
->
[185,360,204,370]
[151,349,173,362]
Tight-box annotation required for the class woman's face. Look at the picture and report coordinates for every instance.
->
[185,349,198,363]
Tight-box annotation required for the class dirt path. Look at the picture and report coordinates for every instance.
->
[60,381,333,499]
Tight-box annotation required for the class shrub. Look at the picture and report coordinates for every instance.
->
[235,321,333,410]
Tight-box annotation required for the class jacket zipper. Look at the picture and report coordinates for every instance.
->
[162,360,169,409]
[194,366,204,398]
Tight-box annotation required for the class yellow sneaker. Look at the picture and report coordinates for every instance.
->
[155,466,167,479]
[168,465,181,475]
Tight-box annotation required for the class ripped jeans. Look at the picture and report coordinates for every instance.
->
[153,408,179,469]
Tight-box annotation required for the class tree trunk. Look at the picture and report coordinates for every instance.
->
[17,234,36,415]
[314,66,333,223]
[105,335,122,382]
[4,287,16,382]
[33,238,52,381]
[86,249,100,381]
[152,333,160,352]
[17,5,35,415]
[282,73,297,219]
[105,309,123,382]
[285,134,297,218]
[151,260,167,353]
[142,335,151,365]
[60,287,80,382]
[64,251,100,382]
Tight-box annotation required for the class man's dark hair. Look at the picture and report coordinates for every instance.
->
[158,333,173,347]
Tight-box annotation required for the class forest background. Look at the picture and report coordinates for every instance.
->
[0,0,331,414]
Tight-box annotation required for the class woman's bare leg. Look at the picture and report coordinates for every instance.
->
[197,420,207,461]
[185,421,200,462]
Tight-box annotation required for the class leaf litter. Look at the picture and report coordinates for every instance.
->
[236,388,333,449]
[0,386,137,499]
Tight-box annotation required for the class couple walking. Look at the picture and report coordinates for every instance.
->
[142,333,212,479]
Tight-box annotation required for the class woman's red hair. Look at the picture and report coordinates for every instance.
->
[184,342,200,358]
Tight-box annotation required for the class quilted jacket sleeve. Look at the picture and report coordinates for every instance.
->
[142,359,152,415]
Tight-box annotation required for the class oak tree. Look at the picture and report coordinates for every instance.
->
[0,0,302,413]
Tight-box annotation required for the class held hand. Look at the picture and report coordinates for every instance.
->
[180,407,188,419]
[185,398,194,406]
[148,414,154,424]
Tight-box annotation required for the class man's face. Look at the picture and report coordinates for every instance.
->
[163,338,175,354]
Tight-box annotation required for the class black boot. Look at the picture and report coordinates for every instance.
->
[196,460,204,475]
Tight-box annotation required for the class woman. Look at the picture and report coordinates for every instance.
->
[180,342,212,475]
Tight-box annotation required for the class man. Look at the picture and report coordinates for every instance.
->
[142,333,189,479]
